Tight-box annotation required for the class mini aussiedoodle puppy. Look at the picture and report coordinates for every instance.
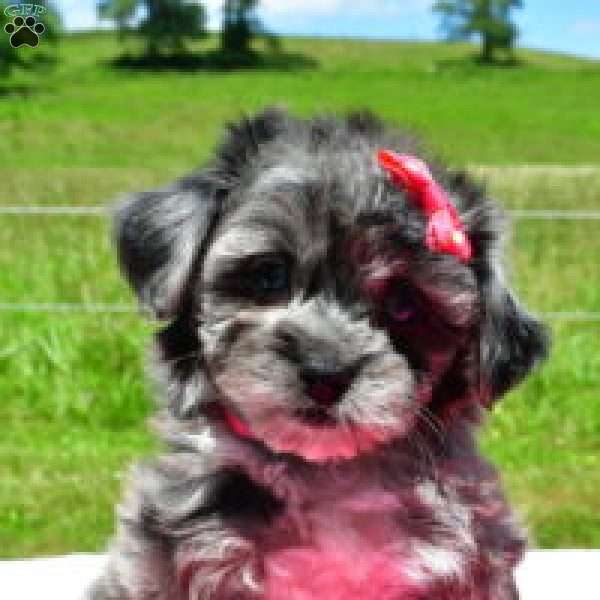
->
[88,108,548,600]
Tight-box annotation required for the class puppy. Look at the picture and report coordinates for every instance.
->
[88,109,548,600]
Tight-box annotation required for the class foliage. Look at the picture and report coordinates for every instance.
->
[220,0,277,55]
[433,0,523,63]
[98,0,207,55]
[0,8,18,73]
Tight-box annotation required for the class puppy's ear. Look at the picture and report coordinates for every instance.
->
[114,180,218,319]
[115,109,288,319]
[453,172,549,405]
[459,189,550,404]
[479,270,549,403]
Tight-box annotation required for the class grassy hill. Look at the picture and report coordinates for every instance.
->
[1,33,599,556]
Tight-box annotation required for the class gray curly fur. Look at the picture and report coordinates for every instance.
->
[86,108,548,600]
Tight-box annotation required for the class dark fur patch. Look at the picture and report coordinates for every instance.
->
[205,469,285,522]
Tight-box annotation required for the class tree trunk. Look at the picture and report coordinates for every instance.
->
[481,34,494,63]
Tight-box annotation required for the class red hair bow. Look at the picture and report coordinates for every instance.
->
[377,150,473,263]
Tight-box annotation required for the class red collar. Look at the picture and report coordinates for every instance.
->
[207,403,253,439]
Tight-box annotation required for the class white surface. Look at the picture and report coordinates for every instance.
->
[0,553,106,600]
[0,551,599,599]
[515,550,600,599]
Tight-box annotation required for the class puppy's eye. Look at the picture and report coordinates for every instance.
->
[250,257,290,299]
[386,285,418,323]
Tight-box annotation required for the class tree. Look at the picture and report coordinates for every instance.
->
[1,7,20,74]
[433,0,522,63]
[220,0,276,55]
[98,0,207,56]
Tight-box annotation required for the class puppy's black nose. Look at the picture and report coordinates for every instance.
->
[302,366,354,407]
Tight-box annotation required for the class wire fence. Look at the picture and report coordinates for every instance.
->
[1,205,599,321]
[2,206,600,219]
[0,206,108,215]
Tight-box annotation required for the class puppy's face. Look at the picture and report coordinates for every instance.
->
[197,166,478,461]
[116,109,548,462]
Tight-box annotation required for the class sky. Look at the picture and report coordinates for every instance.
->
[56,0,600,60]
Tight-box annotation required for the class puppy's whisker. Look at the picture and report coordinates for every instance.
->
[407,426,438,478]
[416,405,446,444]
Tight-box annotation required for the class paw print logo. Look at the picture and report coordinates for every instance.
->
[4,15,45,48]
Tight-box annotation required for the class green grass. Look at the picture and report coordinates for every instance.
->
[1,33,600,177]
[1,32,599,556]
